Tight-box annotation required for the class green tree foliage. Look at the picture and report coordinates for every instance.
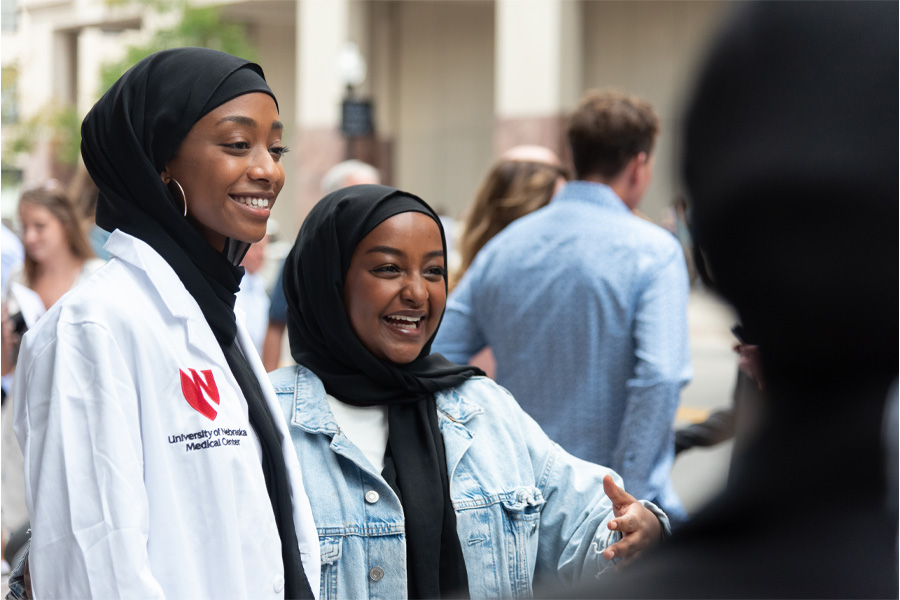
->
[3,1,257,168]
[99,3,258,94]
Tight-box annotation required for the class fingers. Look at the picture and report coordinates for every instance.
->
[602,474,632,506]
[603,474,638,518]
[607,498,646,533]
[603,501,662,566]
[608,513,638,533]
[602,531,643,566]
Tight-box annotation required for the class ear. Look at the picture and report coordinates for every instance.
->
[627,152,648,185]
[159,167,170,184]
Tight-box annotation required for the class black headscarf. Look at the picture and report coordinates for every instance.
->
[81,47,313,599]
[284,184,481,598]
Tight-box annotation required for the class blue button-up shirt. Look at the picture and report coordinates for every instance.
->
[433,181,692,521]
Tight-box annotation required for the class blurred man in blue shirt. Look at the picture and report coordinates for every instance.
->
[434,91,692,523]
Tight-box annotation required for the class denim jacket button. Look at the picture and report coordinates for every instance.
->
[365,490,380,504]
[369,566,385,581]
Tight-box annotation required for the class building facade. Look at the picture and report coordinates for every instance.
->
[1,0,728,242]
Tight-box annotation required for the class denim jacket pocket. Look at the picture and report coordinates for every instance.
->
[500,487,545,598]
[318,536,343,600]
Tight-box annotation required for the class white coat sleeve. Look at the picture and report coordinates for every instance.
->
[14,319,165,599]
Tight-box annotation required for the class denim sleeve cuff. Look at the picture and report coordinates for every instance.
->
[639,499,673,540]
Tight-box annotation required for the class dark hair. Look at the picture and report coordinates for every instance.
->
[567,90,659,180]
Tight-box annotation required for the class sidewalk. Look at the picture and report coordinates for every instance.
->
[672,285,738,514]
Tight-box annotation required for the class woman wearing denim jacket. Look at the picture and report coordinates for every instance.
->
[273,184,669,599]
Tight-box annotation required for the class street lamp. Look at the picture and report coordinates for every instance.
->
[338,41,374,156]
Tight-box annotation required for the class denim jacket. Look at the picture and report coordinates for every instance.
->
[271,365,670,599]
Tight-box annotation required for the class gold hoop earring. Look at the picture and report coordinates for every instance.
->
[165,177,188,217]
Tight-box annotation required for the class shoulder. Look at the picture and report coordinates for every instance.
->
[61,259,147,315]
[269,364,301,393]
[269,364,326,403]
[629,215,683,249]
[79,257,107,280]
[24,258,169,354]
[436,376,519,418]
[456,205,554,281]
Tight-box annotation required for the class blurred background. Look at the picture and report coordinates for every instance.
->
[1,0,731,243]
[0,0,738,513]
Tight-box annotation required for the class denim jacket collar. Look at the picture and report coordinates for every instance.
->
[282,364,484,435]
[284,365,339,435]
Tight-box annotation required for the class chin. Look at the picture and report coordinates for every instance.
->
[386,356,416,365]
[233,229,267,244]
[384,350,421,365]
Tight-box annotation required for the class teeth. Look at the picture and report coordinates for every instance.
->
[386,315,422,330]
[235,196,269,208]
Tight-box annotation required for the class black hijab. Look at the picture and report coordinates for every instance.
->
[284,184,482,598]
[81,47,313,599]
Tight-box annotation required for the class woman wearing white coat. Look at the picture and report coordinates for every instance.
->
[11,48,319,598]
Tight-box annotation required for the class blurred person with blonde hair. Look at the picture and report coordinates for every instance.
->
[2,181,105,580]
[451,145,567,290]
[7,181,103,317]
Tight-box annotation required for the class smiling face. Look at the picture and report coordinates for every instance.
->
[343,211,447,364]
[19,203,69,264]
[161,92,285,251]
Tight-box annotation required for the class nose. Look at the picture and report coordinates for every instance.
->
[248,147,281,182]
[400,273,428,307]
[22,227,37,246]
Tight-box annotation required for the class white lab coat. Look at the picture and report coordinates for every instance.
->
[13,230,320,599]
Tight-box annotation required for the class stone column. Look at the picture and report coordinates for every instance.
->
[292,0,376,230]
[494,0,582,165]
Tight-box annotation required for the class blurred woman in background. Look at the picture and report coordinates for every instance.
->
[451,145,567,290]
[2,182,104,581]
[8,182,103,316]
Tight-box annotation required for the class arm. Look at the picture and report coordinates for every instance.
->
[480,383,667,588]
[262,267,288,372]
[261,321,285,372]
[14,321,164,598]
[615,248,692,501]
[534,441,668,587]
[432,269,487,364]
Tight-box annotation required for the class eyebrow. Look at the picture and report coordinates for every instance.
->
[216,115,284,130]
[365,246,444,260]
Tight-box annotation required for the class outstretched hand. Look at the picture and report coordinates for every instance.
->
[601,475,662,567]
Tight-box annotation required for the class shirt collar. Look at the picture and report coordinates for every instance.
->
[434,385,484,424]
[554,180,630,214]
[105,229,196,321]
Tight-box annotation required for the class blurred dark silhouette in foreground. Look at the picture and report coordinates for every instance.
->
[550,1,898,598]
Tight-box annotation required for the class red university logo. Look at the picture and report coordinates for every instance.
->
[179,368,220,421]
